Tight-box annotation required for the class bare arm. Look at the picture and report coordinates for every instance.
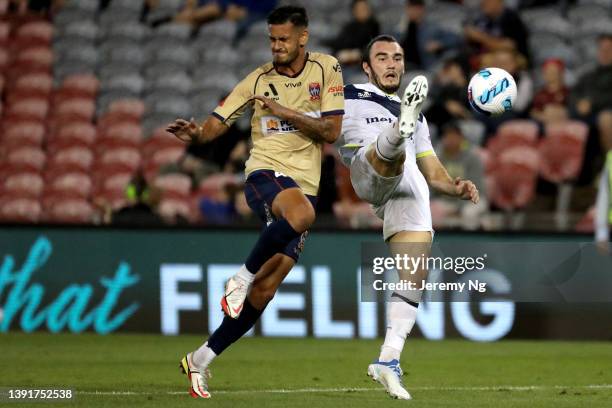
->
[417,154,480,203]
[464,26,515,51]
[166,115,230,144]
[252,96,342,144]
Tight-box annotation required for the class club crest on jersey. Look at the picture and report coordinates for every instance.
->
[309,82,321,101]
[262,116,297,135]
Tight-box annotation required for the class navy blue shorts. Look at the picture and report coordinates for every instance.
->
[244,170,317,262]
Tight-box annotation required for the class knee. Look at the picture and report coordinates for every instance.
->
[284,202,315,232]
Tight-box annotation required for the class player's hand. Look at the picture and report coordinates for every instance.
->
[166,118,200,143]
[252,95,291,119]
[454,177,479,204]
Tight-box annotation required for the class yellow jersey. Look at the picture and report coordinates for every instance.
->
[212,52,345,196]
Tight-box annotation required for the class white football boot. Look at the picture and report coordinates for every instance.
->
[399,75,429,139]
[220,275,251,318]
[180,353,212,399]
[367,359,412,400]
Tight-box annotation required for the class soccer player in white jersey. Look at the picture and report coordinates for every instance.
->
[338,35,480,399]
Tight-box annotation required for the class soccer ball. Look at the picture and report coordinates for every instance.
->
[468,67,517,116]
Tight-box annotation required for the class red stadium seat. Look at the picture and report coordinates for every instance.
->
[158,197,196,224]
[148,146,185,167]
[6,98,49,121]
[0,49,8,73]
[487,119,539,157]
[6,147,46,170]
[98,147,142,170]
[0,197,41,223]
[51,122,97,146]
[3,171,44,197]
[108,98,145,120]
[15,47,53,69]
[48,172,92,197]
[53,98,96,122]
[99,122,143,144]
[1,121,45,146]
[15,21,53,45]
[489,146,540,211]
[538,121,588,183]
[44,198,94,224]
[154,173,192,198]
[50,146,94,171]
[143,127,184,156]
[60,74,100,99]
[197,173,239,200]
[93,188,128,211]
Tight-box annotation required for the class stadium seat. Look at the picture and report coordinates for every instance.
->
[489,147,540,211]
[61,20,99,42]
[0,197,41,223]
[106,44,145,67]
[53,98,96,122]
[2,171,44,197]
[93,187,128,211]
[197,173,240,200]
[2,121,45,146]
[50,146,94,171]
[15,21,53,46]
[6,98,49,121]
[15,47,53,70]
[6,147,46,171]
[487,120,539,157]
[154,173,192,198]
[99,147,142,171]
[104,23,149,43]
[44,198,94,224]
[145,95,192,117]
[99,122,143,143]
[146,72,193,96]
[51,123,97,146]
[147,146,186,170]
[48,172,92,197]
[538,121,588,184]
[108,99,145,119]
[157,197,196,224]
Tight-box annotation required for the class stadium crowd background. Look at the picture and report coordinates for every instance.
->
[0,0,610,233]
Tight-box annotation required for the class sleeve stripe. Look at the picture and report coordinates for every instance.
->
[322,109,344,117]
[416,150,434,159]
[212,111,225,122]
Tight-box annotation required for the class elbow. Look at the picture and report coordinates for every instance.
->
[324,128,341,144]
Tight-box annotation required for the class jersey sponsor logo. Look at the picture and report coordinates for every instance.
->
[309,82,321,101]
[332,63,342,72]
[327,85,344,96]
[357,91,372,99]
[263,84,280,100]
[262,115,298,135]
[365,116,394,125]
[285,82,302,88]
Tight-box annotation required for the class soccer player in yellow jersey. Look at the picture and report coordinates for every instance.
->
[167,6,344,398]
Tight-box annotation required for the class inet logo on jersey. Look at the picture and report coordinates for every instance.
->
[262,116,298,135]
[365,116,395,125]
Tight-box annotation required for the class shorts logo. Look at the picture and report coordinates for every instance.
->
[309,82,321,101]
[262,115,297,135]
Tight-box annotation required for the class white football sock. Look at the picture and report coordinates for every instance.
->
[192,341,217,369]
[236,265,255,284]
[379,298,419,362]
[375,123,405,162]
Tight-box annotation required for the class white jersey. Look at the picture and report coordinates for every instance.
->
[337,82,435,166]
[337,82,435,237]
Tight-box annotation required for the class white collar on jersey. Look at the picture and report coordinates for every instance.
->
[352,82,401,102]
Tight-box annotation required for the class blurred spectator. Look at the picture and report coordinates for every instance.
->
[399,0,462,70]
[594,112,612,253]
[433,123,488,230]
[199,182,252,224]
[464,0,529,66]
[571,34,612,120]
[8,0,62,15]
[425,59,472,128]
[482,49,533,114]
[325,0,379,66]
[173,0,276,43]
[223,140,248,174]
[530,58,569,125]
[111,171,164,226]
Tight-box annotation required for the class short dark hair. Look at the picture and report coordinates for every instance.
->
[362,34,400,65]
[267,6,308,28]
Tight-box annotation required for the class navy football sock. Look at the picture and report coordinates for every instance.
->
[244,218,300,274]
[207,300,264,355]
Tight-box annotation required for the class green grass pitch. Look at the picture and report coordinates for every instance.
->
[1,333,612,407]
